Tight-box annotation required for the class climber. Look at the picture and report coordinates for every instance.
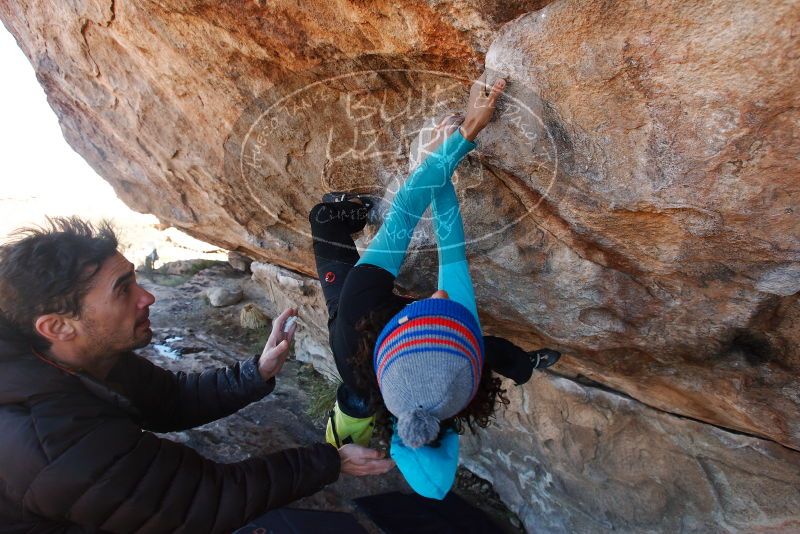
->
[0,218,394,532]
[309,73,561,499]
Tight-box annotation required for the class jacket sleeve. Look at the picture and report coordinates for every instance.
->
[23,408,341,534]
[356,129,475,276]
[106,352,275,432]
[431,180,480,326]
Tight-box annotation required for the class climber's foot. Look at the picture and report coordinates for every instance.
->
[321,191,386,227]
[322,191,363,205]
[325,402,376,448]
[528,348,561,370]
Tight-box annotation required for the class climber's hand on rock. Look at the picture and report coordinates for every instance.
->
[258,307,297,381]
[338,444,396,476]
[460,73,506,141]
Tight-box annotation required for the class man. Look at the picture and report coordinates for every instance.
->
[0,217,394,533]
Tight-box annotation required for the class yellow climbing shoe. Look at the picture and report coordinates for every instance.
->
[325,402,375,447]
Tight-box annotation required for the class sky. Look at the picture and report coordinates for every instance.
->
[0,23,155,238]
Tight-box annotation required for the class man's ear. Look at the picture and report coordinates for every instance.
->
[34,314,77,343]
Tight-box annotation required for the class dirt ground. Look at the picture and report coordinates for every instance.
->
[136,261,524,533]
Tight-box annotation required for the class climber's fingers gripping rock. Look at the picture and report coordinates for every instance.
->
[460,74,506,141]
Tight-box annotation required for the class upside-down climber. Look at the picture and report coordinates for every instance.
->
[309,72,561,498]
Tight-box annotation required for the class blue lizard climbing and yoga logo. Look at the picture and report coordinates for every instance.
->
[225,65,560,253]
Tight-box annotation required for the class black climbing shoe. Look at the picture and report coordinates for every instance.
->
[322,191,360,204]
[528,348,561,370]
[322,191,386,226]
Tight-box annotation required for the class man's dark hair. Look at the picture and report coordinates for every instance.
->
[0,217,119,351]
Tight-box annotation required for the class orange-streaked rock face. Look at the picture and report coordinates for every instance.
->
[2,0,798,530]
[472,0,800,450]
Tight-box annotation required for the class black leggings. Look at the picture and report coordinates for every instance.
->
[308,200,369,326]
[308,201,377,415]
[308,201,535,415]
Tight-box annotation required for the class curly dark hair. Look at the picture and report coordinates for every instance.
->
[350,299,509,446]
[0,217,119,351]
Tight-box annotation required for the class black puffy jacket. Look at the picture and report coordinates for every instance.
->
[0,337,340,533]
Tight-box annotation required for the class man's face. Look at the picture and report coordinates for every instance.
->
[75,252,156,358]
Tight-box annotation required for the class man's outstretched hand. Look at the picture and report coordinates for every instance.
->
[258,307,297,381]
[338,444,395,476]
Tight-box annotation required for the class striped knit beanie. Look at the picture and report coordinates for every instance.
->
[373,298,484,448]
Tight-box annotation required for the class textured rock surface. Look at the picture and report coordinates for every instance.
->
[250,261,338,378]
[227,250,253,272]
[3,0,800,530]
[206,285,243,307]
[472,0,800,453]
[462,374,800,533]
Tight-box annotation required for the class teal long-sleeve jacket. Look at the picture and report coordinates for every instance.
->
[356,129,480,326]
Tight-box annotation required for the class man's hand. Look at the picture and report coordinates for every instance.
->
[258,307,297,382]
[460,73,506,141]
[338,444,395,476]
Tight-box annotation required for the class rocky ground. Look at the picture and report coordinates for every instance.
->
[136,260,523,533]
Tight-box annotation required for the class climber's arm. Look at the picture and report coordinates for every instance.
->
[431,181,480,326]
[356,129,475,276]
[357,74,505,278]
[426,75,507,322]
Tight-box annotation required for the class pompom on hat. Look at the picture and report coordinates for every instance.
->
[373,297,484,448]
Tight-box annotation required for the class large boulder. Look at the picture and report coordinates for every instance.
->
[471,0,800,452]
[463,373,800,533]
[2,0,798,530]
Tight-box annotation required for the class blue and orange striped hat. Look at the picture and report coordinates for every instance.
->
[373,297,485,448]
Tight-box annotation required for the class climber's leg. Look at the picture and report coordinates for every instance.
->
[483,335,561,385]
[309,201,377,446]
[309,200,368,322]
